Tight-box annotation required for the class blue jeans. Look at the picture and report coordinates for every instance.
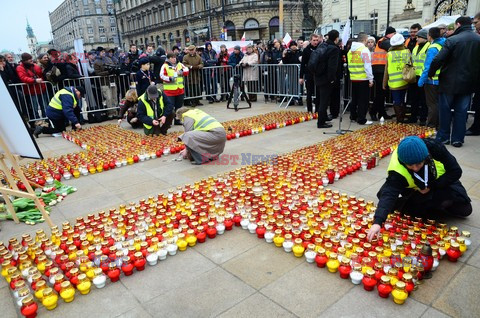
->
[436,93,472,143]
[391,89,407,105]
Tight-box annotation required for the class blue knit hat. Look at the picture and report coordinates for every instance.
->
[397,136,429,165]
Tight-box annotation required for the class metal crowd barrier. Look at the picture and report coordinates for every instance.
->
[8,74,133,123]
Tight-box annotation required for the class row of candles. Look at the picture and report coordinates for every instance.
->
[6,111,316,190]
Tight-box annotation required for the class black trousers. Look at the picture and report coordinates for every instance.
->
[330,80,340,118]
[316,83,334,125]
[468,93,480,132]
[372,72,388,117]
[408,77,428,122]
[395,188,472,220]
[350,81,370,124]
[43,117,67,134]
[305,75,319,112]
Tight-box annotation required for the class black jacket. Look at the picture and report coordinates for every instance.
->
[300,43,318,78]
[374,138,470,225]
[313,40,340,86]
[65,63,82,79]
[429,25,480,94]
[282,49,302,65]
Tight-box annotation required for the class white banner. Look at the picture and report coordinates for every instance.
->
[210,41,254,54]
[342,20,351,46]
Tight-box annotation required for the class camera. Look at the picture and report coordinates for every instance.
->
[104,64,121,75]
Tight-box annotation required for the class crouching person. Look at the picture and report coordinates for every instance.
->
[175,107,227,165]
[137,84,172,136]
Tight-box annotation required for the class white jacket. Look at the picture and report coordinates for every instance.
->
[350,42,374,81]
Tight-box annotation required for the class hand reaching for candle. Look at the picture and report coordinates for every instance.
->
[367,224,381,242]
[152,119,160,126]
[159,116,166,125]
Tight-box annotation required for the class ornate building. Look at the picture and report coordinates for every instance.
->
[26,20,38,56]
[115,0,321,50]
[50,0,119,52]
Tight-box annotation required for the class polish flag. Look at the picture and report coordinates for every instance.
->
[282,33,292,47]
[241,32,246,41]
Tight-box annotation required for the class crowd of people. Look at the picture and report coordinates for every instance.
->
[1,14,479,145]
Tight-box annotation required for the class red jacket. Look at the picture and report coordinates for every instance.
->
[16,62,46,95]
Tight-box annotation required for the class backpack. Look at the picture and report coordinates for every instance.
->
[45,65,62,83]
[307,43,328,74]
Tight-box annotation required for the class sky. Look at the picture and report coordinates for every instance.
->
[0,0,64,54]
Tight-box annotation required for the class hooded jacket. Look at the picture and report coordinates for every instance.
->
[348,42,374,81]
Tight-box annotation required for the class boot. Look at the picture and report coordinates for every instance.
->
[393,104,405,123]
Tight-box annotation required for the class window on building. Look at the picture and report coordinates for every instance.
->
[148,13,152,25]
[76,9,80,16]
[89,36,94,43]
[99,27,105,33]
[176,30,180,37]
[87,27,93,34]
[182,2,187,16]
[96,8,102,14]
[333,18,340,23]
[84,8,90,15]
[174,5,179,18]
[154,12,158,24]
[111,26,116,32]
[98,17,103,24]
[109,37,114,42]
[75,0,78,7]
[163,33,166,40]
[86,18,91,24]
[110,16,116,25]
[94,0,100,4]
[167,7,172,20]
[353,16,358,20]
[78,19,83,25]
[107,0,113,4]
[83,0,88,5]
[161,10,165,22]
[100,35,106,42]
[190,0,195,14]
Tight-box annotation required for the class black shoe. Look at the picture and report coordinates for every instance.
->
[382,114,393,120]
[215,99,221,103]
[317,123,333,128]
[208,100,214,104]
[452,141,463,148]
[370,115,379,121]
[465,129,480,136]
[33,126,43,138]
[196,102,204,106]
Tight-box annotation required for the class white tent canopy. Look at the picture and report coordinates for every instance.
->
[422,15,461,29]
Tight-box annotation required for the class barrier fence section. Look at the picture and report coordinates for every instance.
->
[8,65,476,122]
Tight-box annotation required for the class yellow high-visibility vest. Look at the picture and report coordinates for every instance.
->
[49,88,77,110]
[163,63,185,91]
[387,149,446,191]
[138,90,165,130]
[182,109,223,131]
[428,43,443,81]
[347,44,368,80]
[412,43,431,76]
[387,49,411,89]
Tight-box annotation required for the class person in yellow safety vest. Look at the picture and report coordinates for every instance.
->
[367,136,472,241]
[383,33,411,123]
[137,84,170,136]
[418,27,446,129]
[371,26,396,121]
[175,107,226,165]
[160,52,189,126]
[347,33,374,125]
[408,28,430,125]
[33,86,85,138]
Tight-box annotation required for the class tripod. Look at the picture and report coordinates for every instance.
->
[226,74,252,111]
[324,65,352,135]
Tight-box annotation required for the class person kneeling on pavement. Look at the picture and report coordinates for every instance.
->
[117,89,142,129]
[137,84,172,136]
[34,86,85,138]
[367,136,472,241]
[175,107,227,165]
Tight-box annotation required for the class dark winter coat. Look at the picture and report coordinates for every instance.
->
[429,25,480,94]
[374,138,470,225]
[300,43,318,78]
[313,40,340,87]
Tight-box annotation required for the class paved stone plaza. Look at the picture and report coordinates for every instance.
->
[1,102,479,317]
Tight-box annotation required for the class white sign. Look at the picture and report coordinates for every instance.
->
[0,81,43,159]
[244,19,259,29]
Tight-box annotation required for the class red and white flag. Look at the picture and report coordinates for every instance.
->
[282,33,292,47]
[241,32,246,41]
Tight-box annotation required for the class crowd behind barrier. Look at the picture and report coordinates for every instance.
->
[1,17,478,130]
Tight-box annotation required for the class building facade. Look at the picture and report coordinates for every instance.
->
[115,0,321,50]
[50,0,119,52]
[322,0,472,36]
